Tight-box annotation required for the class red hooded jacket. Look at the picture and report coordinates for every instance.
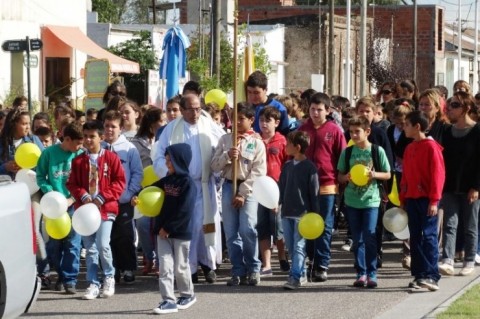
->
[400,138,445,206]
[67,149,126,220]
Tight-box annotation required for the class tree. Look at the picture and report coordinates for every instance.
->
[108,30,158,104]
[187,26,271,93]
[366,31,412,88]
[121,0,152,24]
[92,0,122,24]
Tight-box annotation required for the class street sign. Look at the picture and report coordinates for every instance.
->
[2,40,27,52]
[23,54,38,68]
[30,39,42,51]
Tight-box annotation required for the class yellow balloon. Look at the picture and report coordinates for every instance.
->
[347,139,355,147]
[298,213,325,240]
[137,186,165,217]
[15,143,41,169]
[205,89,227,110]
[350,164,369,186]
[388,175,401,206]
[45,213,71,240]
[141,165,159,188]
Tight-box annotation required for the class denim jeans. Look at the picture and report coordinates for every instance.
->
[48,206,81,286]
[346,206,378,275]
[282,217,306,281]
[406,198,440,282]
[314,194,335,270]
[221,182,261,276]
[442,192,480,263]
[82,220,114,286]
[136,216,157,263]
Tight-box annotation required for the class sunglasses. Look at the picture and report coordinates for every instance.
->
[448,102,462,109]
[382,90,392,95]
[110,91,126,96]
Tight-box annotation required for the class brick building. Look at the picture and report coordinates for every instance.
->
[178,1,446,96]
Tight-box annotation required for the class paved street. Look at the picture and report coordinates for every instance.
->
[23,233,479,319]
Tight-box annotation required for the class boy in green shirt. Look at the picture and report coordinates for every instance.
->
[337,116,391,288]
[36,122,84,294]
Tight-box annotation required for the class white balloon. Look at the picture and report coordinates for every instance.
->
[383,207,408,233]
[133,206,142,219]
[15,169,40,195]
[40,191,68,219]
[394,226,410,240]
[252,176,279,209]
[72,203,101,236]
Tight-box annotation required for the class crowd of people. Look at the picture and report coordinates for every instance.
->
[1,73,480,314]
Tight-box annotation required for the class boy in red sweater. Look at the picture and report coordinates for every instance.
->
[400,110,445,291]
[67,121,126,300]
[258,106,289,275]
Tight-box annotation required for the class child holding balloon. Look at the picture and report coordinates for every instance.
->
[400,111,445,291]
[337,116,391,289]
[0,109,44,178]
[36,122,84,294]
[132,143,197,314]
[278,130,320,290]
[66,121,126,300]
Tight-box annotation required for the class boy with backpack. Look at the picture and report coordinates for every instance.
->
[337,116,391,288]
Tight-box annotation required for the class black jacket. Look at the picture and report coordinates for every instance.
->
[443,124,480,193]
[152,143,196,240]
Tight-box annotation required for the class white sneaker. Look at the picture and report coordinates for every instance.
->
[475,254,480,265]
[82,284,100,300]
[438,262,454,276]
[101,276,115,298]
[459,266,475,276]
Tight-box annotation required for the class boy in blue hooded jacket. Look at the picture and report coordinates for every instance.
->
[132,143,197,315]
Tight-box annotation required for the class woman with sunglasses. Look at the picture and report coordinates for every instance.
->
[439,91,480,277]
[377,82,398,107]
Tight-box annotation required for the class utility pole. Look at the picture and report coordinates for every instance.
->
[458,0,462,80]
[344,0,351,100]
[474,0,478,92]
[211,0,221,84]
[151,0,156,24]
[328,0,335,95]
[413,0,417,82]
[360,0,367,97]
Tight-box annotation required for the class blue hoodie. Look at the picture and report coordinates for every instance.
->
[102,134,143,203]
[152,143,196,240]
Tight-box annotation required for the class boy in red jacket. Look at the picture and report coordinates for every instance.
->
[400,110,445,291]
[67,121,126,300]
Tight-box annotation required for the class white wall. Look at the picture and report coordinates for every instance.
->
[0,0,88,107]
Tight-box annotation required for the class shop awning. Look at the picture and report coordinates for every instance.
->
[44,25,140,74]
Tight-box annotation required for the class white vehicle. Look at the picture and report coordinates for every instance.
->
[0,177,40,319]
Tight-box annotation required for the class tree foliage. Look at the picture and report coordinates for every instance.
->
[366,31,412,88]
[187,26,272,93]
[92,0,122,24]
[108,30,157,103]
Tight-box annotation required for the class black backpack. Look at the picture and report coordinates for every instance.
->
[343,144,389,202]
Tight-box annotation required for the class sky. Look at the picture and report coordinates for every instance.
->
[424,0,479,28]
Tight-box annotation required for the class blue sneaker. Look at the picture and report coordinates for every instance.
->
[176,295,197,310]
[353,274,367,287]
[367,273,378,289]
[153,301,178,314]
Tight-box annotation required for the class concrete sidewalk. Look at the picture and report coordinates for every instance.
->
[376,262,480,319]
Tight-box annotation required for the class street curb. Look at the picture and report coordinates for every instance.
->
[422,273,480,318]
